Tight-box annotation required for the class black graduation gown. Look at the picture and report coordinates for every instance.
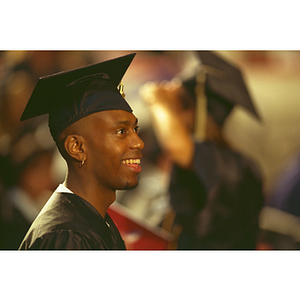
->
[18,192,126,250]
[170,141,265,250]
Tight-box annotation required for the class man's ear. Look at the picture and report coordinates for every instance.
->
[64,135,86,162]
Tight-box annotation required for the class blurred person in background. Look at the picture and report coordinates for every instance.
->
[141,51,265,249]
[0,69,36,139]
[0,54,58,249]
[258,152,300,249]
[0,122,57,249]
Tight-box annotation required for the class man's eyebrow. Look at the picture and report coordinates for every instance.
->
[114,117,138,127]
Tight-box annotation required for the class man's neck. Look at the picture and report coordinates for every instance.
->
[63,174,115,219]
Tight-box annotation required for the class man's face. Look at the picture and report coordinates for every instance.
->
[83,110,144,191]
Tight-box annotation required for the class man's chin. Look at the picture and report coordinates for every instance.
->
[122,180,139,190]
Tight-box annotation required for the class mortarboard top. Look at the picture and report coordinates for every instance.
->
[21,53,136,141]
[198,51,260,125]
[182,51,260,126]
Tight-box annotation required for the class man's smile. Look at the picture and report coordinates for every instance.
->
[121,158,142,173]
[121,158,141,165]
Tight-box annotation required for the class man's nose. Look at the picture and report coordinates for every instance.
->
[130,133,144,150]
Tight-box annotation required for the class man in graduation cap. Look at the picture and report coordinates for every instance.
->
[141,51,265,249]
[18,53,144,250]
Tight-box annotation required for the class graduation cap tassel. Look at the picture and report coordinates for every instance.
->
[118,81,126,98]
[193,65,207,142]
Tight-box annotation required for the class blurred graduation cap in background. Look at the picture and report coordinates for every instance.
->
[180,51,260,140]
[21,53,136,141]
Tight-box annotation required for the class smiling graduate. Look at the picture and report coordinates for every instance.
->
[18,53,144,250]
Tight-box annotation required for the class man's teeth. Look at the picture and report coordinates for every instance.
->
[122,159,140,165]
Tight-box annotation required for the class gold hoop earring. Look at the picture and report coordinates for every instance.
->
[81,158,85,167]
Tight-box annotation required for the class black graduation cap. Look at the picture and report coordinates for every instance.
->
[182,51,260,126]
[21,53,136,141]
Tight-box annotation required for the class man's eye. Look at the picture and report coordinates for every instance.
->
[117,128,126,134]
[134,126,140,133]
